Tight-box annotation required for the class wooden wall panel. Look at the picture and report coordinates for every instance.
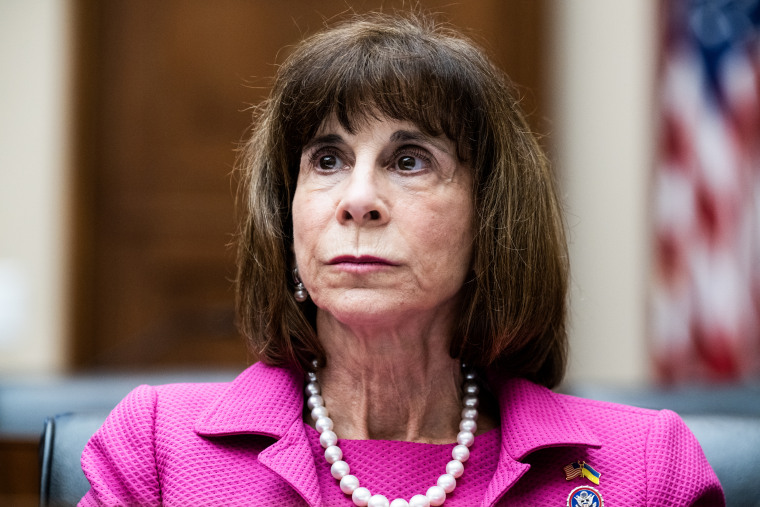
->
[71,0,548,369]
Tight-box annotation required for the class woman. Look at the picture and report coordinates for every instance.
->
[79,13,723,507]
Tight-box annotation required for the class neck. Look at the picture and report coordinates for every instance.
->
[308,310,479,443]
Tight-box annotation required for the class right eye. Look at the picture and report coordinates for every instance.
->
[318,154,341,170]
[309,148,346,172]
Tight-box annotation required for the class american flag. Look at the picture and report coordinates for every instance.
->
[651,0,760,382]
[564,461,583,481]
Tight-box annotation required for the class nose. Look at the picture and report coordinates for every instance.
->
[335,165,389,226]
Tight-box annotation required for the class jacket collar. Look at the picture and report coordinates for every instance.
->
[193,363,601,507]
[194,362,303,438]
[481,373,602,506]
[493,376,601,460]
[194,362,322,506]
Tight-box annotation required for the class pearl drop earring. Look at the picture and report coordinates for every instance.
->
[293,267,309,302]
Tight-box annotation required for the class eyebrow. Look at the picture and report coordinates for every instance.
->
[390,130,452,154]
[302,129,452,155]
[302,133,344,152]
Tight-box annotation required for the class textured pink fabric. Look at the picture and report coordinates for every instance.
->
[79,362,724,506]
[305,425,501,506]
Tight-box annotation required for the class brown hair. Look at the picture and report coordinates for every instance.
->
[236,12,568,388]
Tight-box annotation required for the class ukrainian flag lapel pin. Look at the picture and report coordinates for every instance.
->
[564,461,603,507]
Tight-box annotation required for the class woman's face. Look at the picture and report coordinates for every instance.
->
[292,116,474,328]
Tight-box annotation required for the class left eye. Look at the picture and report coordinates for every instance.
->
[396,155,423,171]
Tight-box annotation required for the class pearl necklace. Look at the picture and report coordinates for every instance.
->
[305,362,480,507]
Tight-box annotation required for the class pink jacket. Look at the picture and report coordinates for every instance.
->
[79,362,724,506]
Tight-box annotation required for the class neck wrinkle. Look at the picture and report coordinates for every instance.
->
[323,362,462,443]
[315,324,463,442]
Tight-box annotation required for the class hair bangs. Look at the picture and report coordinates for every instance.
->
[279,20,482,165]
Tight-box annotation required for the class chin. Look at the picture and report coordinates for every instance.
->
[316,292,411,326]
[324,301,393,326]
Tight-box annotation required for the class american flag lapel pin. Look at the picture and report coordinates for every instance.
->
[563,460,601,485]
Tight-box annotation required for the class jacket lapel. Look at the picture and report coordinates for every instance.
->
[482,455,531,507]
[194,362,322,506]
[481,376,602,506]
[257,418,322,506]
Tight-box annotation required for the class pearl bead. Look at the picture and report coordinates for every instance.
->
[330,460,350,479]
[390,499,410,507]
[305,382,320,396]
[319,430,338,448]
[307,372,317,382]
[457,430,475,447]
[463,395,479,409]
[315,416,334,433]
[445,459,464,478]
[436,474,456,494]
[340,474,360,494]
[464,371,477,381]
[459,418,477,433]
[324,445,342,464]
[311,405,328,421]
[295,288,308,302]
[463,382,479,396]
[426,485,446,506]
[461,407,478,420]
[452,444,470,462]
[368,494,390,507]
[352,487,372,506]
[307,394,324,410]
[409,494,431,507]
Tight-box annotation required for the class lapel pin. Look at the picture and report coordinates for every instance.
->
[563,460,601,485]
[567,485,604,507]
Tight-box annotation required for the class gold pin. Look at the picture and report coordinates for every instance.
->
[563,460,601,485]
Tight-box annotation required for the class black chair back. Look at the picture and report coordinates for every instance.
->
[39,411,109,507]
[680,414,760,507]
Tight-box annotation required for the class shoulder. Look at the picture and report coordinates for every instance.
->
[78,381,232,505]
[149,380,232,421]
[552,390,708,455]
[499,377,665,447]
[553,391,725,506]
[553,390,665,432]
[494,379,724,506]
[92,380,232,434]
[551,390,706,466]
[79,364,290,506]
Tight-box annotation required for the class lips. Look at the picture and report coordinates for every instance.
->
[327,255,397,266]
